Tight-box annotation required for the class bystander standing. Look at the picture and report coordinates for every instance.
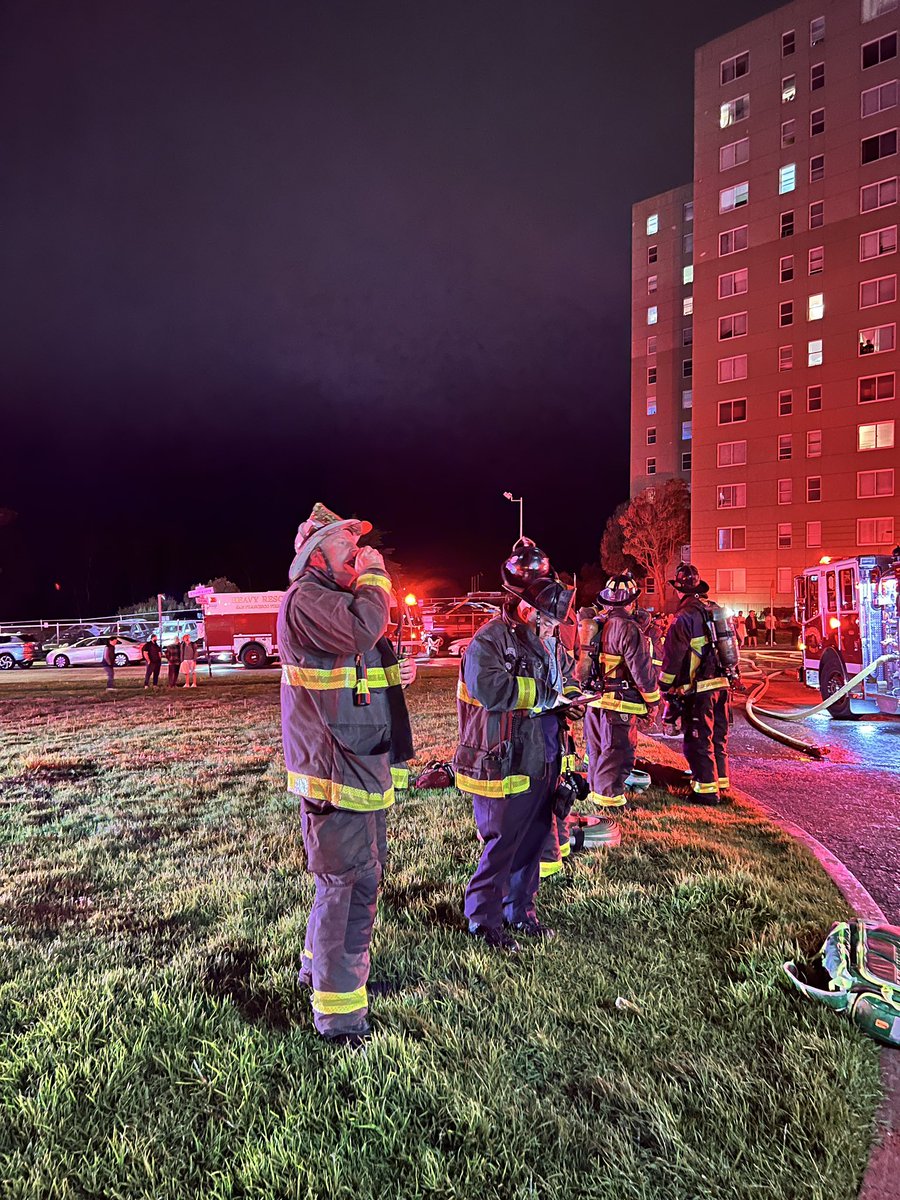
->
[102,637,118,690]
[165,640,181,688]
[141,634,162,688]
[180,633,198,687]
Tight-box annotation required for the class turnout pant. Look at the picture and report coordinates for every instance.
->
[540,811,570,878]
[586,708,637,806]
[298,803,387,1038]
[144,662,161,686]
[682,689,730,796]
[464,765,556,929]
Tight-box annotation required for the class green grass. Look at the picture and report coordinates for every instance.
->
[0,668,882,1200]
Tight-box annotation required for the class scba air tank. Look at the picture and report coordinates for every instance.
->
[710,604,740,677]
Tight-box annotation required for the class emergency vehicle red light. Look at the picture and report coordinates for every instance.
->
[798,641,805,651]
[404,594,417,606]
[819,556,832,565]
[829,617,840,629]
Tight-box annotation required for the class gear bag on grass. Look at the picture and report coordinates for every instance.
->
[784,920,900,1048]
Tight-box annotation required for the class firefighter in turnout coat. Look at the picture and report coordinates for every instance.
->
[583,574,660,808]
[454,538,579,951]
[278,502,416,1046]
[659,563,731,802]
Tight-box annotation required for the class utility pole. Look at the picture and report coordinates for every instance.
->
[502,491,523,540]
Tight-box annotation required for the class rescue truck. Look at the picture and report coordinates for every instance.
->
[189,588,283,668]
[795,551,900,717]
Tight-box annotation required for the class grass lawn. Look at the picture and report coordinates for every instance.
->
[0,667,882,1200]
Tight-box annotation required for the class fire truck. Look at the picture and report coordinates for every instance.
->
[795,552,900,717]
[189,588,283,668]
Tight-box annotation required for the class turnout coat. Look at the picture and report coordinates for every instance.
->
[278,566,414,811]
[660,596,729,696]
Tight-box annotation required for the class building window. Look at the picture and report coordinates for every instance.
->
[782,75,796,103]
[684,201,694,222]
[683,231,694,255]
[647,427,657,445]
[717,568,747,592]
[808,385,823,411]
[683,359,693,378]
[647,275,658,294]
[682,389,693,409]
[719,267,749,297]
[809,246,824,274]
[646,335,657,355]
[779,301,794,327]
[808,339,824,366]
[717,483,747,509]
[809,201,824,229]
[859,323,896,353]
[647,306,658,325]
[683,265,694,285]
[718,398,747,424]
[779,164,797,194]
[647,366,657,384]
[647,244,658,265]
[810,155,826,182]
[808,293,825,320]
[782,30,795,56]
[682,420,692,441]
[721,51,750,85]
[782,120,796,148]
[863,0,899,20]
[810,108,826,137]
[807,475,822,501]
[862,80,898,118]
[781,210,795,237]
[861,177,899,213]
[779,345,794,371]
[720,137,750,171]
[719,225,749,255]
[719,312,748,339]
[646,213,659,235]
[778,434,793,460]
[777,567,793,594]
[806,520,822,547]
[778,390,793,416]
[859,372,896,402]
[682,326,693,347]
[646,457,657,475]
[720,182,749,212]
[646,397,657,416]
[778,522,793,548]
[810,62,826,90]
[717,527,746,551]
[810,17,825,45]
[858,419,895,449]
[807,431,823,459]
[720,95,750,128]
[858,516,896,543]
[860,225,898,259]
[718,440,747,467]
[779,255,794,283]
[644,577,656,595]
[863,33,898,69]
[778,478,793,504]
[681,451,692,471]
[718,355,748,383]
[858,468,895,497]
[862,130,898,165]
[683,296,693,316]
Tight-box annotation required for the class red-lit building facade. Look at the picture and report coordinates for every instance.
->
[633,0,900,610]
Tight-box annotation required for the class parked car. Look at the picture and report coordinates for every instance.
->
[0,635,32,671]
[46,635,145,669]
[421,600,498,654]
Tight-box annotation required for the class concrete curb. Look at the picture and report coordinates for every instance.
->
[746,792,899,1200]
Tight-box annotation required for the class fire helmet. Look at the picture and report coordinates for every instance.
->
[668,562,710,595]
[501,537,575,624]
[597,572,641,608]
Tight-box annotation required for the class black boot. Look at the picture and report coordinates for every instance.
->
[467,924,521,952]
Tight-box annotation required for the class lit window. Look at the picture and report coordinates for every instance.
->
[860,225,898,259]
[806,521,822,547]
[859,372,896,402]
[681,451,692,471]
[808,293,825,320]
[807,475,822,501]
[779,301,794,327]
[717,440,747,467]
[810,62,826,90]
[862,81,898,118]
[682,420,692,441]
[810,17,825,45]
[718,355,748,383]
[778,434,793,460]
[647,275,658,294]
[719,267,749,297]
[782,30,795,56]
[779,164,797,194]
[857,517,895,543]
[717,526,746,551]
[859,323,896,354]
[861,177,898,212]
[810,155,825,182]
[720,182,749,212]
[810,109,826,137]
[778,390,793,416]
[720,95,750,128]
[862,0,899,21]
[683,265,693,285]
[807,431,823,459]
[782,75,796,103]
[721,52,750,85]
[778,522,793,548]
[808,385,823,411]
[720,137,751,171]
[718,312,748,339]
[647,427,657,445]
[683,201,694,222]
[862,130,898,165]
[718,398,747,424]
[809,246,824,274]
[858,468,895,497]
[717,568,747,592]
[862,33,898,70]
[809,202,824,229]
[646,457,657,475]
[646,213,659,235]
[719,226,749,255]
[646,397,657,416]
[779,345,794,371]
[861,274,898,307]
[781,210,795,237]
[858,420,895,450]
[778,478,793,504]
[781,120,796,148]
[808,340,824,366]
[717,483,747,509]
[780,255,794,282]
[683,296,693,316]
[682,390,693,409]
[647,306,658,325]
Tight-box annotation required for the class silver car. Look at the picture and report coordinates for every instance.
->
[46,635,145,669]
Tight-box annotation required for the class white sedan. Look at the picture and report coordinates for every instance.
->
[46,636,145,669]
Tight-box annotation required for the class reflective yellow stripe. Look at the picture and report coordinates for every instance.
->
[652,658,663,668]
[563,684,581,696]
[589,694,646,714]
[540,859,563,878]
[561,753,577,772]
[312,987,367,1015]
[454,771,530,797]
[516,676,537,710]
[640,688,661,703]
[302,948,313,960]
[600,653,623,667]
[357,572,391,593]
[590,791,627,808]
[282,663,401,689]
[660,671,676,685]
[287,771,394,811]
[457,680,482,707]
[718,777,730,788]
[695,676,728,693]
[391,765,409,789]
[559,840,571,858]
[691,780,719,794]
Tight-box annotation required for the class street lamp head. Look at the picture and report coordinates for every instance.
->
[503,492,513,501]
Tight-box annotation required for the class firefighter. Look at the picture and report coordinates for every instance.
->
[278,502,416,1046]
[659,563,732,802]
[454,537,581,950]
[583,574,660,808]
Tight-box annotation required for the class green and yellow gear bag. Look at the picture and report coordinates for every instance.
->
[784,920,900,1048]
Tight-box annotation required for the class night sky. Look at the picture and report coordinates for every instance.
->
[1,0,780,619]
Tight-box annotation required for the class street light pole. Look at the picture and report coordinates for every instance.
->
[502,491,523,540]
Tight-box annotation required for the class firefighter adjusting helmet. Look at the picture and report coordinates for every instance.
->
[501,537,575,623]
[597,572,641,608]
[668,562,710,595]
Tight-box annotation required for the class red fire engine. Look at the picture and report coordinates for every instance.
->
[189,588,283,668]
[795,552,900,717]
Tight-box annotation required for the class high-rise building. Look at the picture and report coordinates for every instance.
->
[632,0,900,610]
